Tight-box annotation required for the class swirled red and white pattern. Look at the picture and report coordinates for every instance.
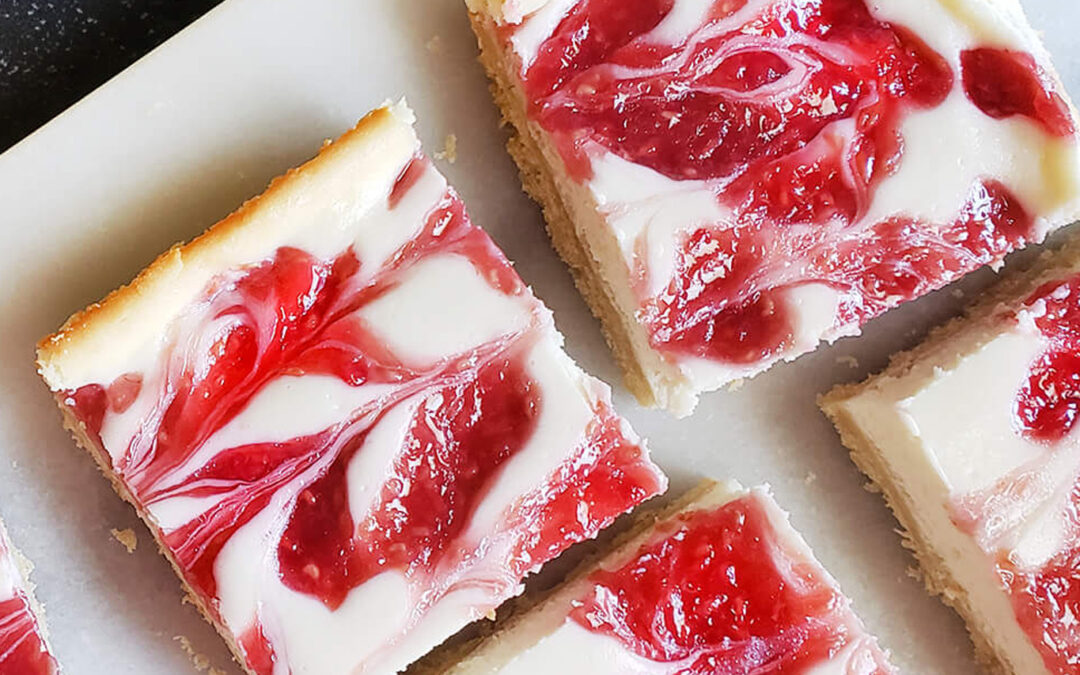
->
[54,144,666,674]
[0,523,58,674]
[464,486,893,674]
[946,272,1080,673]
[495,0,1080,388]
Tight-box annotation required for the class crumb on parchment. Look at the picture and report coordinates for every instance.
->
[835,355,859,369]
[175,635,227,675]
[110,528,137,554]
[435,134,458,163]
[426,35,444,54]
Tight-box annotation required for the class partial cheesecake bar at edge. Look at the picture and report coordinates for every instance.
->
[418,481,894,675]
[0,519,59,674]
[821,241,1080,674]
[35,103,667,675]
[466,0,1080,416]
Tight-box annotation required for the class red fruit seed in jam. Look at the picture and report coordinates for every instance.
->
[571,495,889,674]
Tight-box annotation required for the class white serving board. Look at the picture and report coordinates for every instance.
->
[0,0,1076,672]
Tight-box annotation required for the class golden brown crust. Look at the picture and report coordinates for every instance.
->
[467,12,660,409]
[36,105,411,387]
[820,237,1080,675]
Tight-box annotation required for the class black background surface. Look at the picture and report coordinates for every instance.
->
[0,0,223,152]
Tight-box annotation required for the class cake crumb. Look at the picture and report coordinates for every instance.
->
[862,481,882,494]
[110,528,138,553]
[426,35,444,54]
[434,134,458,163]
[951,288,965,299]
[175,635,225,674]
[181,591,198,607]
[803,471,817,485]
[726,378,745,392]
[835,355,859,369]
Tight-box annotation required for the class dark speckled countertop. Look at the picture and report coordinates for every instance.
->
[0,0,224,152]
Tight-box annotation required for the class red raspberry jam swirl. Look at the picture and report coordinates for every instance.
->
[949,274,1080,673]
[517,0,1074,367]
[62,157,665,674]
[0,537,58,674]
[570,494,892,673]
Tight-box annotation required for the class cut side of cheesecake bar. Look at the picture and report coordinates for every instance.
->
[821,241,1080,674]
[0,519,59,674]
[467,0,1080,416]
[36,103,667,675]
[423,481,894,675]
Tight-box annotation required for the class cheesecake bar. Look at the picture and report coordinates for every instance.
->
[821,242,1080,674]
[426,481,893,675]
[0,519,59,674]
[467,0,1080,415]
[36,103,667,675]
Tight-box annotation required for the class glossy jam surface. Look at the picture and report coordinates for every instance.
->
[1015,276,1080,444]
[0,531,58,675]
[63,157,664,674]
[517,0,1072,371]
[570,494,892,673]
[1008,275,1080,673]
[961,48,1076,139]
[947,274,1080,673]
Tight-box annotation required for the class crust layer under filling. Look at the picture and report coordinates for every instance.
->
[470,0,1080,414]
[37,105,666,675]
[822,244,1080,675]
[438,482,894,675]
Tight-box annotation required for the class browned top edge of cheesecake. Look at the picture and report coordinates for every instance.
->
[35,104,412,385]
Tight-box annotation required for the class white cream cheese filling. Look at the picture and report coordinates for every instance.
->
[835,321,1058,675]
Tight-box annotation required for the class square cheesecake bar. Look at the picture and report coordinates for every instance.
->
[36,103,667,675]
[423,481,893,675]
[468,0,1080,415]
[0,519,59,674]
[822,242,1080,673]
